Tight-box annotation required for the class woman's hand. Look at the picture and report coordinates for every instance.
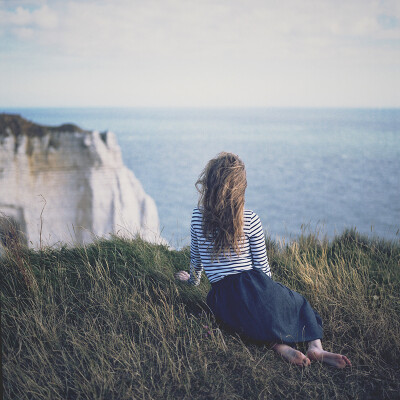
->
[175,271,190,281]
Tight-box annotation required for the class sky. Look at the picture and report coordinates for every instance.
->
[0,0,399,108]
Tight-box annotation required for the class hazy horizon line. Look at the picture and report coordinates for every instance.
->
[2,105,400,110]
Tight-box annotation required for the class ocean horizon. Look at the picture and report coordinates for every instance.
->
[2,107,399,247]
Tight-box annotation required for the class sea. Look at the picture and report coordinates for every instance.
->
[2,107,399,247]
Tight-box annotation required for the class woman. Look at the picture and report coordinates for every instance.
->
[176,152,351,368]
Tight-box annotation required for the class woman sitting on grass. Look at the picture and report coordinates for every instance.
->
[176,152,351,368]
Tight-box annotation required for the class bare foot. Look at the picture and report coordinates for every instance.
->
[307,345,352,369]
[272,344,311,367]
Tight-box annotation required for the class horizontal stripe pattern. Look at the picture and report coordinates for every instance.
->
[189,208,271,285]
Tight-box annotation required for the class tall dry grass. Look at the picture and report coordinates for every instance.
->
[1,230,399,399]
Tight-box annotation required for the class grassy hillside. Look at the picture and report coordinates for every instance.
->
[1,230,399,399]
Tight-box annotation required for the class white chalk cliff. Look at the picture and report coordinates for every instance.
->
[0,114,162,248]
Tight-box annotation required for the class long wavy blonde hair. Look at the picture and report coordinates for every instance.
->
[196,152,247,258]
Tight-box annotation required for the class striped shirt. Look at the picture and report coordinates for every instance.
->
[189,208,271,285]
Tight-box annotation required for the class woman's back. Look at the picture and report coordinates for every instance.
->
[189,207,271,285]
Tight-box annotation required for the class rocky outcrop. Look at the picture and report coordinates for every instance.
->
[0,114,162,248]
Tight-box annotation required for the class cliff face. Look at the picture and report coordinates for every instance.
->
[0,114,162,247]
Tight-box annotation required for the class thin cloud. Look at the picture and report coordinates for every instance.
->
[0,0,399,107]
[2,4,58,29]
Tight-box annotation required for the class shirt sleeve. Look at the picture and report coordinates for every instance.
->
[188,214,203,286]
[248,212,271,277]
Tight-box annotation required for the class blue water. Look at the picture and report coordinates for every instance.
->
[2,107,399,246]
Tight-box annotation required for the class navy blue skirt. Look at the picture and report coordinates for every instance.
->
[206,269,323,344]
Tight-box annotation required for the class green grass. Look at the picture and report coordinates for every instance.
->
[1,230,400,399]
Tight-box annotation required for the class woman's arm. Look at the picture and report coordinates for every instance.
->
[249,212,271,277]
[186,222,203,285]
